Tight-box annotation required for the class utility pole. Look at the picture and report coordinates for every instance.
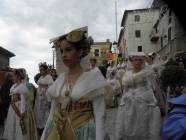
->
[113,0,118,63]
[115,0,118,41]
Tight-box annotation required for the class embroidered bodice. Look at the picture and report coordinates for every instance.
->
[123,70,148,90]
[121,69,157,105]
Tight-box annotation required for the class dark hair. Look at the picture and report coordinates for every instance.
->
[90,58,97,63]
[58,31,94,58]
[39,63,48,70]
[14,68,26,80]
[34,73,41,84]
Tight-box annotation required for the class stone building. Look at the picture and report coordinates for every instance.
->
[120,8,160,58]
[150,0,186,58]
[90,40,112,65]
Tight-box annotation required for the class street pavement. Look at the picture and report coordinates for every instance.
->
[106,107,118,140]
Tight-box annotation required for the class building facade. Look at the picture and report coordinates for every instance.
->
[0,46,15,86]
[120,8,160,58]
[90,41,112,65]
[117,28,125,59]
[151,0,186,58]
[0,46,15,68]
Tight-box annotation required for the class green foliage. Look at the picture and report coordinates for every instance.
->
[165,58,178,66]
[160,59,186,89]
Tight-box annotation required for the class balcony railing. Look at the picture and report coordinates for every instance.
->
[150,32,160,42]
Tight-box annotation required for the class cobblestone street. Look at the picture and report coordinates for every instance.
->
[106,107,118,140]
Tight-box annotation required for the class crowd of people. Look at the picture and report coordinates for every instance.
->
[0,30,186,140]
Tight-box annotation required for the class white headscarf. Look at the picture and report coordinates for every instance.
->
[126,52,146,70]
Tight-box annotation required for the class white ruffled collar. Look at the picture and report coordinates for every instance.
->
[47,70,112,100]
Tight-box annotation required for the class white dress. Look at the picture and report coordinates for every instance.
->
[40,70,113,140]
[107,78,120,107]
[115,69,162,140]
[3,82,28,140]
[106,66,116,79]
[34,74,53,129]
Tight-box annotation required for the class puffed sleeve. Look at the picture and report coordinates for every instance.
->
[37,75,54,86]
[160,107,186,140]
[46,75,54,85]
[93,96,106,140]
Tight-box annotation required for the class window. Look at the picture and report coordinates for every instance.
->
[138,46,142,52]
[168,10,172,24]
[161,37,163,48]
[168,27,171,41]
[135,30,141,38]
[169,10,172,16]
[134,15,140,22]
[94,49,99,57]
[168,17,172,24]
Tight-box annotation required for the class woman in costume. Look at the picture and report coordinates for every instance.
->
[34,63,53,137]
[116,58,126,96]
[2,68,38,140]
[107,71,120,107]
[106,61,116,79]
[115,52,161,140]
[40,30,112,140]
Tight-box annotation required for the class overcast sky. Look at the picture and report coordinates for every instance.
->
[0,0,152,85]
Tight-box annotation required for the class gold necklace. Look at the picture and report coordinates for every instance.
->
[64,83,71,97]
[64,74,71,97]
[64,69,84,98]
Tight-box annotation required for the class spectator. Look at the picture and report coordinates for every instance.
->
[160,64,186,140]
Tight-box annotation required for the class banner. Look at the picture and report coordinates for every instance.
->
[107,53,118,62]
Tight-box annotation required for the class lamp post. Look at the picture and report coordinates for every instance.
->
[52,46,55,69]
[114,0,119,63]
[112,41,118,63]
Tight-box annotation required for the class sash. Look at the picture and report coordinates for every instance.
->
[45,102,93,140]
[10,94,21,118]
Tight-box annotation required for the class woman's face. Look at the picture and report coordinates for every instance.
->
[59,40,81,68]
[131,56,143,70]
[12,71,20,83]
[39,67,47,76]
[90,60,96,68]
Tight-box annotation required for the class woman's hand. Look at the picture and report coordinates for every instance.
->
[20,112,26,119]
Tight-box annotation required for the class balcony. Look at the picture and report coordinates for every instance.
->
[150,32,159,42]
